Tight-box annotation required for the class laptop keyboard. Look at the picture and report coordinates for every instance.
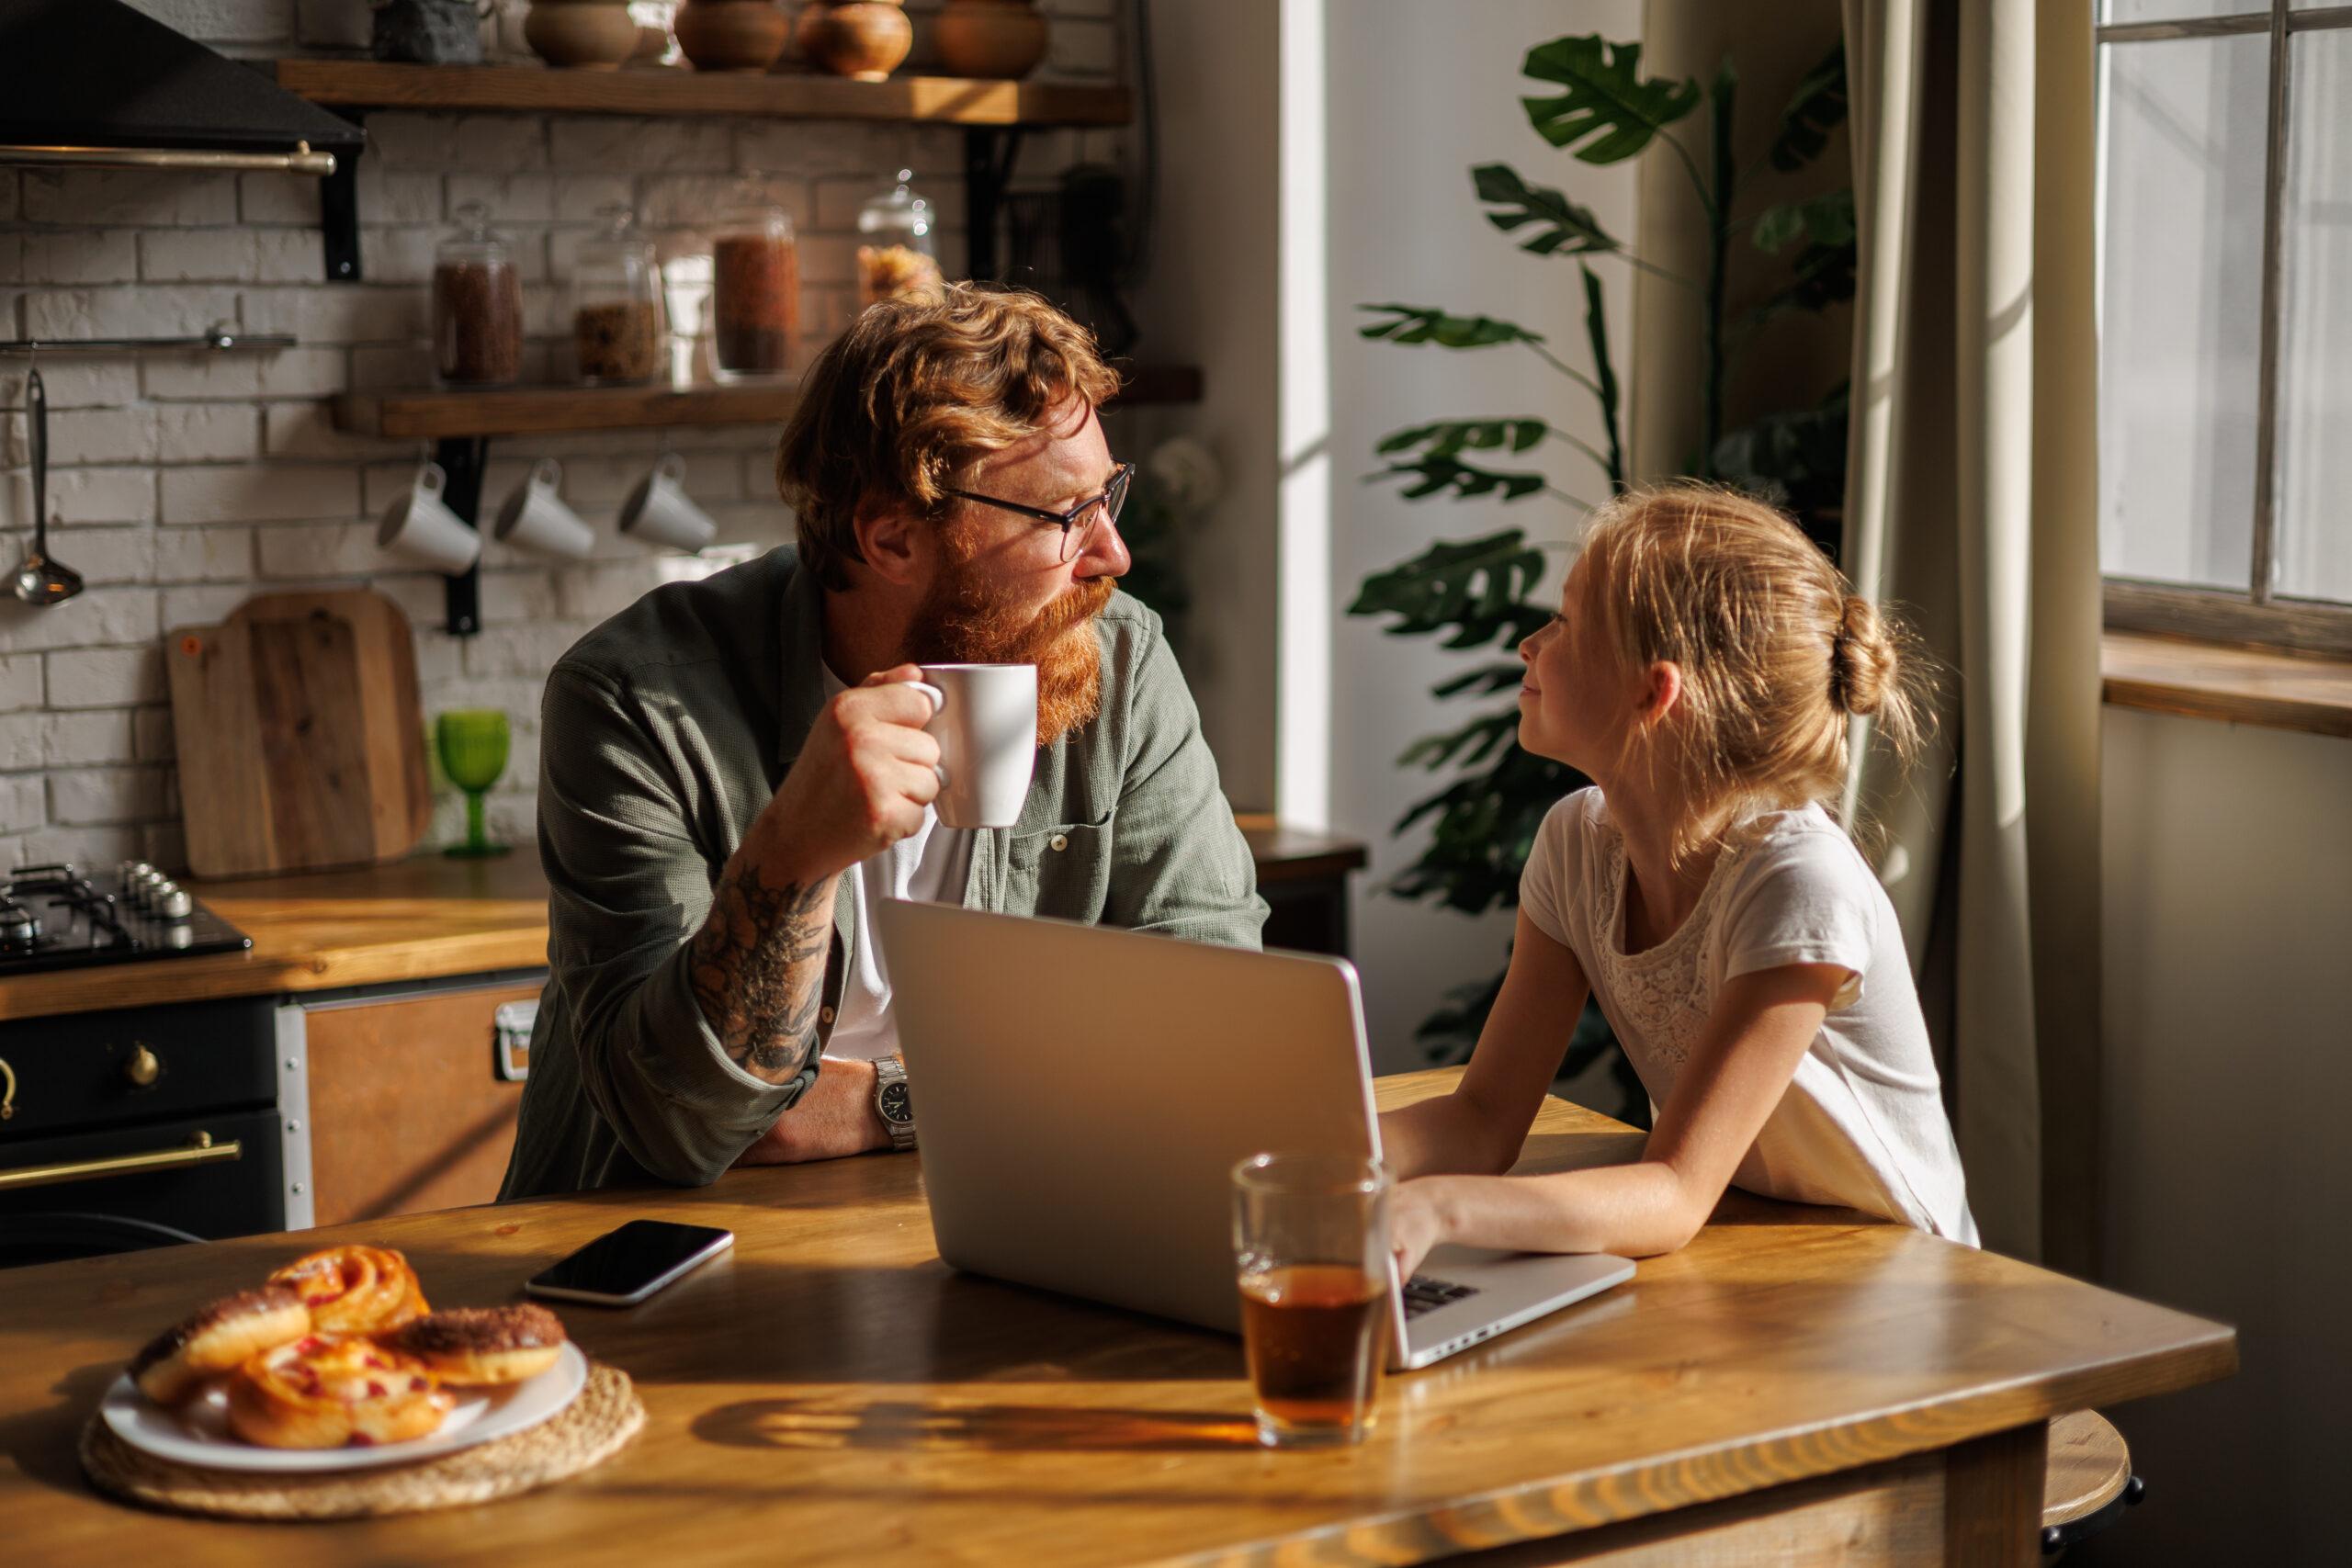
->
[1401,1274,1481,1320]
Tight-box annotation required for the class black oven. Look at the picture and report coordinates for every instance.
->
[0,997,289,1268]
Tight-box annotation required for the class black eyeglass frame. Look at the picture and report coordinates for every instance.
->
[943,461,1135,560]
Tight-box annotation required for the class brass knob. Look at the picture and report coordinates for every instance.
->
[125,1043,161,1088]
[189,1130,213,1150]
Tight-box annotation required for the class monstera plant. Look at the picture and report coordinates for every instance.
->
[1351,34,1855,1117]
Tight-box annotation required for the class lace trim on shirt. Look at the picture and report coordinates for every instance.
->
[1586,812,1771,1067]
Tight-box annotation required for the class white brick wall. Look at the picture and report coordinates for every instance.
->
[6,5,1123,873]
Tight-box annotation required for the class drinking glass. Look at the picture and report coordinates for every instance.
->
[1230,1152,1394,1450]
[435,709,511,859]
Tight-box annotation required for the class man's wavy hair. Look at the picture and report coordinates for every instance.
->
[775,283,1122,590]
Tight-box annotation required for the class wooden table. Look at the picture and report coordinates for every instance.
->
[0,1072,2233,1567]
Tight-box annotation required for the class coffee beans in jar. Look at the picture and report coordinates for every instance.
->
[574,301,663,384]
[711,183,799,380]
[433,204,523,388]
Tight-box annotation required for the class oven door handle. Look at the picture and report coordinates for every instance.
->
[0,1132,242,1191]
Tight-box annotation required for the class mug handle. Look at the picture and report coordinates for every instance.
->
[658,452,687,485]
[532,457,562,491]
[419,462,445,498]
[903,680,948,787]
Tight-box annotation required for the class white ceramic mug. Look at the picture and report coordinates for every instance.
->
[618,453,718,551]
[375,461,481,576]
[909,663,1037,830]
[492,457,595,559]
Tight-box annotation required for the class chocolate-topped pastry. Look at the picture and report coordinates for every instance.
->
[129,1285,311,1406]
[379,1303,568,1386]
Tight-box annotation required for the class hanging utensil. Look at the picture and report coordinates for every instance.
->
[13,362,83,605]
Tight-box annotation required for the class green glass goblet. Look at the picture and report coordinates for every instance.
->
[435,708,512,858]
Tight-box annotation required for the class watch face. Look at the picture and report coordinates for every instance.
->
[878,1081,913,1123]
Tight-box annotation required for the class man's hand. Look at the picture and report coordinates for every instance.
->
[759,665,944,885]
[730,1055,889,1166]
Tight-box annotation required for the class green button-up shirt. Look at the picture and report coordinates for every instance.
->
[499,547,1266,1199]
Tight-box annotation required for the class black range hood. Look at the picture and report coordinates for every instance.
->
[0,0,365,174]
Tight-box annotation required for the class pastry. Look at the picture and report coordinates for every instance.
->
[266,1245,429,1335]
[126,1285,311,1406]
[379,1303,569,1387]
[225,1334,453,1450]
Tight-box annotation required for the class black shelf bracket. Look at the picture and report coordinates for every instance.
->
[321,109,366,283]
[435,434,489,637]
[964,126,1025,283]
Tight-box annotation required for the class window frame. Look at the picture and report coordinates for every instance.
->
[2097,2,2352,656]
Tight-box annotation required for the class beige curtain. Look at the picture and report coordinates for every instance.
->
[1839,0,2105,1269]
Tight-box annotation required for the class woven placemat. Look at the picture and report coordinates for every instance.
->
[78,1362,644,1521]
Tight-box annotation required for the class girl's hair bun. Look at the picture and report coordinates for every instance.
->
[1831,595,1896,716]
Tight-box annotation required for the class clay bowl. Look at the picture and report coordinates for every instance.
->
[935,0,1047,81]
[795,1,912,84]
[523,1,639,71]
[674,0,791,73]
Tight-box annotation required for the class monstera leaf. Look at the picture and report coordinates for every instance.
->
[1472,163,1623,256]
[1753,187,1856,255]
[1378,418,1549,458]
[1521,35,1701,164]
[1347,529,1549,650]
[1769,42,1849,172]
[1358,303,1550,350]
[1373,455,1549,506]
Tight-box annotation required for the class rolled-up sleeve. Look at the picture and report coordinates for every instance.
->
[1103,625,1269,951]
[536,665,821,1185]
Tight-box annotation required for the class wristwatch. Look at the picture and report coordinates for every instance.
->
[874,1054,917,1152]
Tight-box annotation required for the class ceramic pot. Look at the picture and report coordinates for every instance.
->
[522,2,639,70]
[795,1,911,84]
[934,0,1046,81]
[674,0,789,73]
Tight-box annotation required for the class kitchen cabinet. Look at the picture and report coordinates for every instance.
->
[290,974,545,1229]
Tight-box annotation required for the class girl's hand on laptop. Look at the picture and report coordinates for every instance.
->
[1390,1180,1448,1282]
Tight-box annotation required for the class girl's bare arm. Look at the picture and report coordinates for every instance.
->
[1377,909,1592,1180]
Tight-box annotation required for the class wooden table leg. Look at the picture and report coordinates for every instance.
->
[1943,1422,2051,1566]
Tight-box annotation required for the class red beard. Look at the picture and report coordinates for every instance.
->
[905,557,1116,748]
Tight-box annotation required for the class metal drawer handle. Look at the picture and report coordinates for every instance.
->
[0,1131,241,1191]
[0,1055,13,1120]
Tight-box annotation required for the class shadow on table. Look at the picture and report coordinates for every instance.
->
[0,1359,130,1501]
[694,1394,1264,1453]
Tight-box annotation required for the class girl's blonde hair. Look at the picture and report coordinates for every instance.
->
[1575,480,1935,863]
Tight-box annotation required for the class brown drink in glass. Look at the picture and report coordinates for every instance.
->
[1231,1153,1393,1449]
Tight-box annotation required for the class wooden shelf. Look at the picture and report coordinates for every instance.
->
[273,59,1130,127]
[334,367,1202,440]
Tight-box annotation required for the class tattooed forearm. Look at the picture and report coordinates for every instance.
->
[687,859,838,1085]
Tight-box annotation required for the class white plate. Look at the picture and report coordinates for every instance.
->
[99,1339,588,1473]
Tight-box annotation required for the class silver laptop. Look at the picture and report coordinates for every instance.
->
[875,900,1633,1370]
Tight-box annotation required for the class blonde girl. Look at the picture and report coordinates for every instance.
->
[1379,482,1976,1277]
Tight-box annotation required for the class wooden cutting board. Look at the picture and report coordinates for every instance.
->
[166,589,433,878]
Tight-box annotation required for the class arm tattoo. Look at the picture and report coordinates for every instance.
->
[688,860,837,1084]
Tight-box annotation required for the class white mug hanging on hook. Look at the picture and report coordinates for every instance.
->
[617,453,718,551]
[376,459,482,576]
[492,458,595,559]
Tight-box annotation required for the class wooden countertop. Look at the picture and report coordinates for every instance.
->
[0,823,1368,1023]
[0,1070,2234,1566]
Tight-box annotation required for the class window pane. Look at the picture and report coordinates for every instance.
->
[2101,1,2268,22]
[2098,36,2269,590]
[2274,27,2352,604]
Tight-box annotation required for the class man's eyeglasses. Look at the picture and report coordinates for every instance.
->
[943,461,1134,564]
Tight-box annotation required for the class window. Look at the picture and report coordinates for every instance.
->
[2096,1,2352,654]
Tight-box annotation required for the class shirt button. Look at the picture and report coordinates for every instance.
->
[820,1007,836,1025]
[1049,833,1069,852]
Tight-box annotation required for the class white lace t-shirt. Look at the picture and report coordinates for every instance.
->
[1521,787,1978,1244]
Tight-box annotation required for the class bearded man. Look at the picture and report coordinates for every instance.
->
[501,286,1265,1197]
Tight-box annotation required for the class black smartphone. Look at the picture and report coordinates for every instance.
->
[524,1220,735,1307]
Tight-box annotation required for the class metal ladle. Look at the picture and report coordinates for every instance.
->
[13,362,83,605]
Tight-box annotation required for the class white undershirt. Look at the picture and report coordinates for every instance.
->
[820,668,975,1062]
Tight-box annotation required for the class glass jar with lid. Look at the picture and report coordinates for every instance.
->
[710,179,800,380]
[432,201,523,387]
[570,205,666,386]
[856,168,944,308]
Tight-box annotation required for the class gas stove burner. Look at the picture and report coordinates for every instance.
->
[0,863,250,975]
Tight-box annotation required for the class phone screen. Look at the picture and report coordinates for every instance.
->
[527,1220,733,1301]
